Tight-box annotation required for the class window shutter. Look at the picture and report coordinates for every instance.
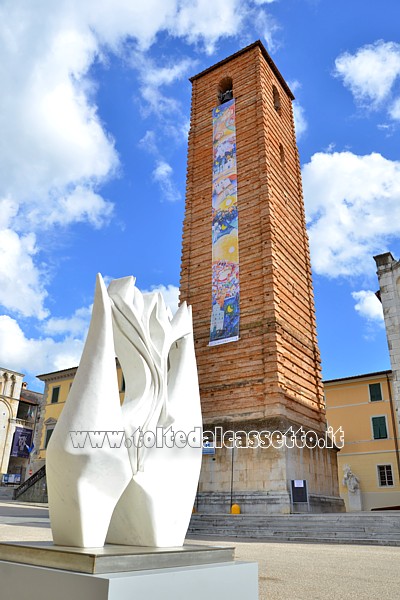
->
[372,416,387,439]
[51,387,60,404]
[369,383,382,402]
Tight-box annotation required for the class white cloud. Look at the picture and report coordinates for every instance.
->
[153,161,181,202]
[302,151,400,278]
[0,0,276,228]
[136,55,196,116]
[0,284,179,378]
[255,10,281,53]
[0,315,84,376]
[38,187,114,229]
[293,102,307,139]
[352,290,384,323]
[323,142,336,153]
[140,126,188,203]
[352,291,384,329]
[0,280,180,381]
[287,81,307,139]
[0,0,277,231]
[334,40,400,118]
[0,1,277,220]
[288,79,301,94]
[0,198,18,229]
[43,306,92,337]
[88,0,249,54]
[139,130,158,156]
[170,0,243,54]
[0,229,48,319]
[141,58,194,89]
[0,6,118,223]
[0,0,279,370]
[44,285,180,340]
[389,97,400,120]
[83,1,177,51]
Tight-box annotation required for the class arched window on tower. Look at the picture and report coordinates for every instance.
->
[273,85,281,115]
[218,77,233,105]
[279,143,285,165]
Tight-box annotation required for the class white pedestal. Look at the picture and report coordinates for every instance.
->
[0,559,258,600]
[348,489,362,512]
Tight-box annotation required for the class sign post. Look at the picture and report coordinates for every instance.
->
[290,479,310,513]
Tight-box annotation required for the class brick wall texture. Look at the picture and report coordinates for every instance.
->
[180,42,325,432]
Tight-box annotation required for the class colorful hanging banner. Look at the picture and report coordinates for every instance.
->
[209,98,240,346]
[10,426,33,458]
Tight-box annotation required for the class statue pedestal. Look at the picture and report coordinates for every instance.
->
[0,542,258,600]
[347,489,362,512]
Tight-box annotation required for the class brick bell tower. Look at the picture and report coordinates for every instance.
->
[180,41,343,514]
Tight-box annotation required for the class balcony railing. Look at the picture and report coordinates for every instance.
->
[9,418,34,429]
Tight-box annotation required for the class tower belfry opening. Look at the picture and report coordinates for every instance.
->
[218,77,233,104]
[273,84,282,114]
[180,41,343,515]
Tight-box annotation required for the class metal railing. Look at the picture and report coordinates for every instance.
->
[13,465,46,500]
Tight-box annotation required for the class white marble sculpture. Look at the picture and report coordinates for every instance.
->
[46,274,202,548]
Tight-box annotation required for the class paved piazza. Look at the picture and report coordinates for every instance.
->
[0,502,398,599]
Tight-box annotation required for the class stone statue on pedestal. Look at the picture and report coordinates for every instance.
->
[343,464,362,511]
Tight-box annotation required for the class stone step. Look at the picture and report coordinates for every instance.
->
[0,487,16,500]
[191,514,400,522]
[189,527,400,538]
[190,522,400,531]
[187,533,400,547]
[188,513,400,546]
[190,517,400,523]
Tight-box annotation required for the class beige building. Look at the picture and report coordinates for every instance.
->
[325,370,400,511]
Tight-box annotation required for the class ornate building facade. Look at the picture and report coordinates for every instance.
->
[0,368,43,483]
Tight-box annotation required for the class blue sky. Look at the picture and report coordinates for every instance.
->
[1,0,400,390]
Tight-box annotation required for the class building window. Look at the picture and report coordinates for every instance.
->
[45,428,54,448]
[372,416,388,440]
[120,375,125,393]
[369,382,382,402]
[51,386,60,404]
[273,85,281,114]
[378,465,394,487]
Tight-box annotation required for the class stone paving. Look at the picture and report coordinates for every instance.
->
[1,501,399,599]
[191,536,400,599]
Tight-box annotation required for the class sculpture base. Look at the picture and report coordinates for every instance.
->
[0,543,258,600]
[0,541,233,574]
